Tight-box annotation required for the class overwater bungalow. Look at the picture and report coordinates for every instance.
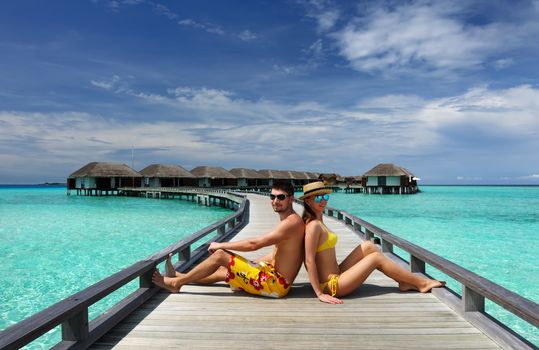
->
[67,162,142,195]
[257,169,290,186]
[362,163,418,194]
[191,166,236,187]
[305,172,320,182]
[229,168,265,187]
[344,175,362,185]
[318,173,344,185]
[285,170,309,186]
[139,164,196,187]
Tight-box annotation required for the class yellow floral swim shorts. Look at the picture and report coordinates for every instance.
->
[225,253,291,298]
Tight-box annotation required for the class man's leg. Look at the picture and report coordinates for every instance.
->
[152,249,231,293]
[165,253,227,283]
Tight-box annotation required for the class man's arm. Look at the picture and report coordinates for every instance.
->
[254,250,275,263]
[208,216,300,253]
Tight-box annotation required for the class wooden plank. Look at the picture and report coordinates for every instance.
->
[89,194,503,350]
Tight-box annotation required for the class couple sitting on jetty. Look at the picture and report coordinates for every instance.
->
[152,181,443,304]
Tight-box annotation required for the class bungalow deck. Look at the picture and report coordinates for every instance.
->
[89,194,501,349]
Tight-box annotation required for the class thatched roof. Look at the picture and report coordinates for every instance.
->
[69,162,141,178]
[258,169,291,179]
[190,166,236,179]
[139,164,194,178]
[286,170,308,180]
[319,173,337,180]
[363,163,415,177]
[229,168,264,179]
[305,172,319,180]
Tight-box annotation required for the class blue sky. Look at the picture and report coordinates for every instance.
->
[1,0,539,184]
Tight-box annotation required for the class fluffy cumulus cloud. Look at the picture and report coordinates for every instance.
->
[328,1,539,75]
[3,82,539,182]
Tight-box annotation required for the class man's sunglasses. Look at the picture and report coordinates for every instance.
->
[314,194,330,203]
[269,194,290,201]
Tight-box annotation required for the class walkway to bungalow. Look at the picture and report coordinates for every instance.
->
[90,194,501,349]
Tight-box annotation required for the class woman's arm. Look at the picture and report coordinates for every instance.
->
[304,221,343,304]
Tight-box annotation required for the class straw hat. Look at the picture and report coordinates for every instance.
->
[299,181,332,200]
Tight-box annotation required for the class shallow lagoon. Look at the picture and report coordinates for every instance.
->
[328,185,538,345]
[0,186,231,348]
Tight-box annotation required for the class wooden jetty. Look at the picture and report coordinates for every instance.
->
[1,192,537,349]
[88,195,529,349]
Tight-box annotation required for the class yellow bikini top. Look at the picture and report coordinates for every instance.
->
[316,222,338,253]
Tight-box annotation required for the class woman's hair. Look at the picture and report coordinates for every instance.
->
[302,199,317,224]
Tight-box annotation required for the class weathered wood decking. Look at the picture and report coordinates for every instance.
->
[90,194,501,349]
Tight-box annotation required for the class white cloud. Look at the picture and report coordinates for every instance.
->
[238,30,257,41]
[90,75,120,90]
[519,174,539,179]
[3,83,539,182]
[178,18,224,35]
[329,1,533,75]
[152,3,178,20]
[273,39,326,76]
[302,0,340,32]
[494,58,514,70]
[417,85,539,133]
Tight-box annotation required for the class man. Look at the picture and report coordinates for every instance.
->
[152,181,305,298]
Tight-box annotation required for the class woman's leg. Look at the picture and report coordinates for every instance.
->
[336,252,443,297]
[339,240,379,272]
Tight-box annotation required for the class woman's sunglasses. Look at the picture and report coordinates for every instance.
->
[269,194,290,201]
[314,194,330,203]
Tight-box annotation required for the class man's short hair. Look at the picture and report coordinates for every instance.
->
[271,181,294,196]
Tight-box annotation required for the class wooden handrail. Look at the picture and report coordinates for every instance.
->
[0,192,249,350]
[321,204,539,329]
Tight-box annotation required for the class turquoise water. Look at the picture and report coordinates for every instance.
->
[1,186,537,347]
[327,186,538,345]
[0,186,231,348]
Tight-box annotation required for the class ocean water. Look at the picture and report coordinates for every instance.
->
[0,186,231,349]
[328,186,538,346]
[1,186,537,347]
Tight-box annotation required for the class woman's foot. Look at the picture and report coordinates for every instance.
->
[399,279,445,293]
[398,281,417,292]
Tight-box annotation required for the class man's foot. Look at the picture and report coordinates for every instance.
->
[152,270,181,293]
[165,253,176,277]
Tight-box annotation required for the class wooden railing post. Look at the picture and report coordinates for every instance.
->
[218,224,226,236]
[463,286,485,312]
[179,246,191,264]
[62,309,88,342]
[365,229,374,241]
[381,239,393,253]
[327,209,333,217]
[410,255,425,273]
[345,216,352,226]
[337,212,343,221]
[140,267,153,288]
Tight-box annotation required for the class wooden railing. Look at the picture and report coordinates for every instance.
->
[321,203,539,350]
[0,192,249,350]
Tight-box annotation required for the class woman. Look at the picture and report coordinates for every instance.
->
[301,181,444,304]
